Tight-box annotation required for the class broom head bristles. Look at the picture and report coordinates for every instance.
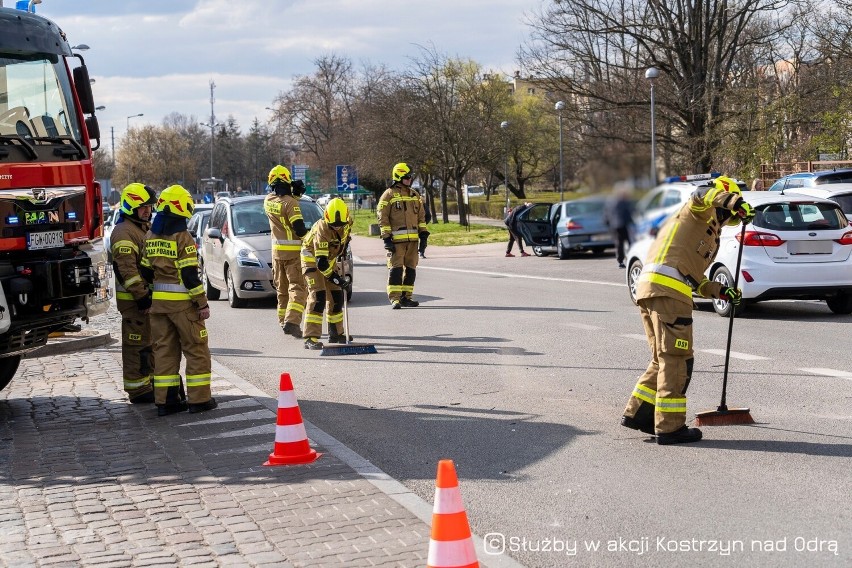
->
[319,343,378,356]
[694,407,755,427]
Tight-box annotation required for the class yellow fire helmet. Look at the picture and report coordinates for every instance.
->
[392,162,412,182]
[119,183,157,216]
[156,184,195,219]
[714,176,744,225]
[268,165,292,185]
[324,197,349,228]
[714,175,741,196]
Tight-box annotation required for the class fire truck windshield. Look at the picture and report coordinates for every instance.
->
[0,55,83,151]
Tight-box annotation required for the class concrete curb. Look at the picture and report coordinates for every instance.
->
[27,329,114,359]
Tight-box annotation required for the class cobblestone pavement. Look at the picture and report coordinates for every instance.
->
[0,311,430,567]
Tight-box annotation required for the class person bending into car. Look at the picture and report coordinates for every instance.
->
[300,198,353,350]
[620,175,754,445]
[264,165,309,339]
[504,202,532,257]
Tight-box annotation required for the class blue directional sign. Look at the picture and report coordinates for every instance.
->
[336,165,357,192]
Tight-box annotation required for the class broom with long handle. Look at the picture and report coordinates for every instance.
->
[694,220,756,426]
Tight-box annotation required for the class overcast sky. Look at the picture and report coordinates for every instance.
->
[29,0,536,145]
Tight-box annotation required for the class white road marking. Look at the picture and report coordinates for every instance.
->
[799,368,852,381]
[700,349,770,361]
[417,265,625,287]
[623,334,648,341]
[187,424,274,441]
[564,323,601,330]
[179,409,271,427]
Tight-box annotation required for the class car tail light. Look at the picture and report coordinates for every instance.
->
[835,231,852,245]
[741,270,754,283]
[737,230,785,247]
[566,220,583,230]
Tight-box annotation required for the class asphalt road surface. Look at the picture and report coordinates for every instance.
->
[204,236,852,568]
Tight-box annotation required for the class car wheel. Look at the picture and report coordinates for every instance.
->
[826,293,852,314]
[627,259,642,305]
[532,246,545,257]
[203,262,220,301]
[557,238,569,260]
[711,266,745,317]
[226,267,247,308]
[0,355,21,393]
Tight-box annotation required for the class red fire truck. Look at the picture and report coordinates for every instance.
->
[0,4,112,391]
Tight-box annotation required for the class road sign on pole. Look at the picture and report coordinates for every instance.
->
[336,165,358,192]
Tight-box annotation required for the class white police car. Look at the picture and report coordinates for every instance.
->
[633,173,747,238]
[625,191,852,316]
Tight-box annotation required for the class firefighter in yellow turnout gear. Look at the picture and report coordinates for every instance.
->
[621,176,754,445]
[301,198,353,350]
[378,162,428,309]
[111,183,157,404]
[264,165,309,338]
[141,184,217,417]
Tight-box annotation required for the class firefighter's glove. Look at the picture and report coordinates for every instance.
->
[735,201,755,224]
[316,256,330,273]
[328,272,351,290]
[418,232,428,255]
[720,287,742,305]
[383,237,396,252]
[135,293,152,312]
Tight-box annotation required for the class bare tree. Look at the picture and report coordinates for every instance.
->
[522,0,803,176]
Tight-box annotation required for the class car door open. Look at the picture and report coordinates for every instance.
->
[516,203,555,247]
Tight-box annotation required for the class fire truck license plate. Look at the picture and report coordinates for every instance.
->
[27,230,64,250]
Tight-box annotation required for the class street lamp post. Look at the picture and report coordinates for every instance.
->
[126,113,143,131]
[645,67,660,185]
[555,101,565,202]
[500,120,510,214]
[200,122,216,179]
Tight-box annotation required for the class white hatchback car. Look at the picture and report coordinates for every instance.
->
[625,191,852,316]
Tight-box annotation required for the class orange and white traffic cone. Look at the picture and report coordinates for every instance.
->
[427,459,479,568]
[263,373,321,466]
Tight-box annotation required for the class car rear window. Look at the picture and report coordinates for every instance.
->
[814,171,852,184]
[755,202,847,231]
[565,201,605,215]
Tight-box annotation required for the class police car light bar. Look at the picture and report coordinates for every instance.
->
[663,172,721,183]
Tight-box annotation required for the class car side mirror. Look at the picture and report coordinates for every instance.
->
[206,227,223,242]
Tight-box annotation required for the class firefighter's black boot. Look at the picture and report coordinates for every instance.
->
[399,296,419,307]
[390,300,401,309]
[304,337,324,350]
[656,426,703,445]
[328,333,353,344]
[129,391,155,404]
[157,385,188,416]
[282,322,302,338]
[188,397,218,414]
[620,401,656,435]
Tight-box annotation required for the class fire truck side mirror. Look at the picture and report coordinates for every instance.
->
[72,65,96,115]
[85,116,101,150]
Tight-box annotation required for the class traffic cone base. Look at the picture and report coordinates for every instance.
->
[427,459,479,568]
[263,373,322,466]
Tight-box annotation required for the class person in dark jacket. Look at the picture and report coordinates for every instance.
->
[504,202,532,257]
[604,185,635,268]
